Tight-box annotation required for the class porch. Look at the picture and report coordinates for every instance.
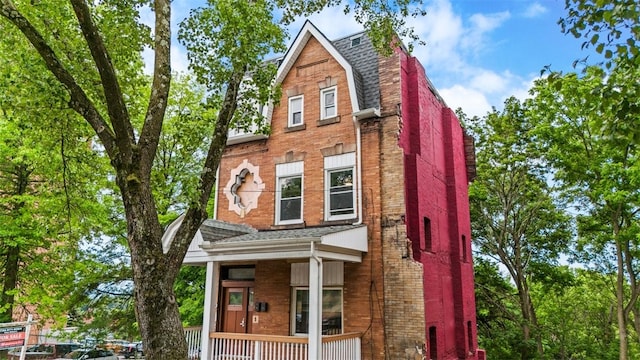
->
[209,332,361,360]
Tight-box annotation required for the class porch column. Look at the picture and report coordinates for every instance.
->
[200,261,217,360]
[309,242,323,360]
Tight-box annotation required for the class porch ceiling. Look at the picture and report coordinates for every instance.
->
[198,220,368,263]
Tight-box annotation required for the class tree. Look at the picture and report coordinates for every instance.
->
[0,22,116,326]
[528,65,640,360]
[464,98,572,359]
[473,257,522,359]
[560,0,639,69]
[0,0,425,358]
[533,268,624,359]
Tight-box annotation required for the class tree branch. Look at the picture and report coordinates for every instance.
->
[138,0,172,178]
[0,0,117,158]
[70,0,134,159]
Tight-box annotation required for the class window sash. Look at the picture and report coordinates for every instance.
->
[293,288,343,336]
[321,87,336,119]
[278,175,302,223]
[289,96,303,126]
[327,168,354,218]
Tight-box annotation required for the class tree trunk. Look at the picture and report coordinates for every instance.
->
[0,244,19,322]
[616,238,628,360]
[516,273,542,360]
[118,170,188,360]
[631,306,640,345]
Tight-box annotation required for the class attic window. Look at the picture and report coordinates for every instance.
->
[350,35,362,48]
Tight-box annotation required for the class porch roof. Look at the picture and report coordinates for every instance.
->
[198,220,368,263]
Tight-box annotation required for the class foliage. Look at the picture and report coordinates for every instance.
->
[0,18,117,327]
[275,0,426,53]
[1,0,426,358]
[560,0,640,69]
[464,97,573,358]
[533,269,625,359]
[473,258,523,359]
[528,63,640,359]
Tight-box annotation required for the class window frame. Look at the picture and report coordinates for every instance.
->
[288,95,304,127]
[291,287,343,336]
[325,168,355,220]
[320,86,337,120]
[275,161,304,225]
[324,153,356,221]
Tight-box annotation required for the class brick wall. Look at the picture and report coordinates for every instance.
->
[216,37,359,229]
[375,49,429,360]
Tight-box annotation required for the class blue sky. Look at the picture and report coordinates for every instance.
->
[164,0,596,118]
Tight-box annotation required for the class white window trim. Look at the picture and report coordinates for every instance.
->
[276,162,304,225]
[320,86,337,120]
[288,95,304,127]
[290,287,343,336]
[324,153,356,221]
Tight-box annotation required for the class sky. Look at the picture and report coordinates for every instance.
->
[163,0,597,119]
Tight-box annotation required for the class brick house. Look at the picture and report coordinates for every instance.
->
[172,20,482,360]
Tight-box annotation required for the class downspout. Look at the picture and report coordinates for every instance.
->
[352,108,380,225]
[309,241,323,360]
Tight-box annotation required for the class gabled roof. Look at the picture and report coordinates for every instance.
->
[274,20,362,112]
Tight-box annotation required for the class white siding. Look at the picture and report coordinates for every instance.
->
[290,261,344,286]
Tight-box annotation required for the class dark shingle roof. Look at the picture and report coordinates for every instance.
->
[199,221,364,245]
[331,32,381,110]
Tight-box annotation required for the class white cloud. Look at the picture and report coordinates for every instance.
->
[461,11,510,54]
[439,85,492,117]
[408,0,465,71]
[469,70,510,94]
[287,7,362,40]
[523,3,548,18]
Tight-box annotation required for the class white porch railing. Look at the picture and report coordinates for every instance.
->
[185,326,203,359]
[209,332,361,360]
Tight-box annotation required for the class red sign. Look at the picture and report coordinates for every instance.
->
[0,326,26,350]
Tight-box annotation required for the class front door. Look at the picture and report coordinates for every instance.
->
[221,282,254,333]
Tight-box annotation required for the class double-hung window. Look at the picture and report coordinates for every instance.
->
[320,87,337,119]
[288,95,304,127]
[324,153,356,221]
[276,161,303,224]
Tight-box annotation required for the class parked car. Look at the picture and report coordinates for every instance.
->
[121,342,143,359]
[54,348,118,360]
[7,343,82,360]
[101,339,128,354]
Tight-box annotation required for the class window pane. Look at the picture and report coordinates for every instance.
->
[324,91,334,106]
[295,289,309,334]
[322,289,342,335]
[280,198,301,220]
[292,111,302,125]
[294,289,342,335]
[330,192,353,214]
[330,170,352,187]
[229,291,243,305]
[281,177,301,198]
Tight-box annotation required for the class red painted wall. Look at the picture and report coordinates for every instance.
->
[398,52,479,359]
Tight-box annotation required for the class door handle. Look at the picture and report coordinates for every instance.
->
[240,318,246,327]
